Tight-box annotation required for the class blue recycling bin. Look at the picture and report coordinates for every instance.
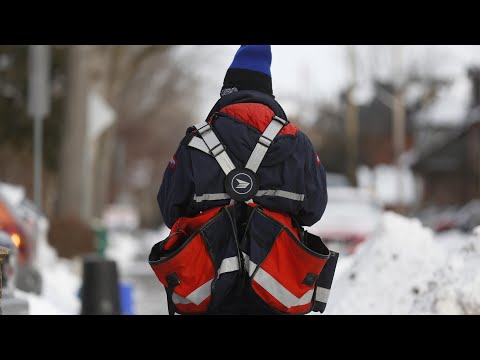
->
[119,282,135,315]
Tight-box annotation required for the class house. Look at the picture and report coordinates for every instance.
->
[356,81,415,167]
[411,119,480,207]
[312,79,445,174]
[412,67,480,207]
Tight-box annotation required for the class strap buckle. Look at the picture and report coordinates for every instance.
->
[211,143,225,157]
[272,115,289,126]
[258,135,272,148]
[197,123,211,135]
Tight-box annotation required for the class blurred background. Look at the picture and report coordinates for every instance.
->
[0,45,479,315]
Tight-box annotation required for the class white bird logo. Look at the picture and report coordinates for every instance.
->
[235,179,250,189]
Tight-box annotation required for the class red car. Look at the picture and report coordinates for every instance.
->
[306,187,383,255]
[0,195,31,265]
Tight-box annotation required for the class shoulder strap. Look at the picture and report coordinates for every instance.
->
[186,116,303,204]
[189,121,236,175]
[245,115,289,173]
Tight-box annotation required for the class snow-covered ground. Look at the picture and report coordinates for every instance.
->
[14,235,81,315]
[14,211,479,315]
[324,212,480,315]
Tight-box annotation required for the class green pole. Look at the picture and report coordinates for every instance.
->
[92,220,108,257]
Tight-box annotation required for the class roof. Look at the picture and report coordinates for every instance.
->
[412,118,480,171]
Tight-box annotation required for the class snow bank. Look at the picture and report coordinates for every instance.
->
[39,258,81,315]
[0,182,26,207]
[326,212,480,314]
[105,231,142,271]
[33,234,81,315]
[105,225,171,277]
[474,226,480,238]
[15,289,68,315]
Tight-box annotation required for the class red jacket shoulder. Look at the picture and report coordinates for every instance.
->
[218,103,298,136]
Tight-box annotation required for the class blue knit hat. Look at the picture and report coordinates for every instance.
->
[221,45,273,97]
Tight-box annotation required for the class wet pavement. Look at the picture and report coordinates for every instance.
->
[110,228,170,315]
[124,267,167,315]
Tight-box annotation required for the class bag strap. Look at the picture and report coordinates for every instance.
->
[188,115,289,175]
[189,121,236,176]
[245,115,289,173]
[313,251,339,313]
[187,115,292,203]
[165,273,181,316]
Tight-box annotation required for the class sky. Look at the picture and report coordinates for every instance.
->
[175,45,480,125]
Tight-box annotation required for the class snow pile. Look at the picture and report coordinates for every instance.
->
[26,232,82,315]
[105,231,142,271]
[474,226,480,238]
[105,225,170,277]
[326,212,480,314]
[412,231,480,314]
[38,257,81,315]
[0,182,26,207]
[14,255,80,315]
[15,289,68,315]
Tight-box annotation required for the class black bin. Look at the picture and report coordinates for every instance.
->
[81,254,121,315]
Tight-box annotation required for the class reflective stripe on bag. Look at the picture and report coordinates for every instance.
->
[242,207,331,314]
[243,252,316,309]
[313,251,339,313]
[171,256,240,305]
[149,207,239,314]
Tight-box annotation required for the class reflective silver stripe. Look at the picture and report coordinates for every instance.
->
[215,151,236,175]
[172,257,239,306]
[253,267,314,308]
[217,256,240,276]
[255,189,305,201]
[245,143,269,173]
[173,279,213,306]
[188,136,210,154]
[194,190,305,203]
[194,121,236,175]
[193,193,231,202]
[245,116,288,173]
[172,293,191,305]
[315,287,330,304]
[248,260,256,277]
[242,252,257,277]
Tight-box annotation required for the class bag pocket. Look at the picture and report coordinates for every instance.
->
[242,206,331,314]
[149,207,240,315]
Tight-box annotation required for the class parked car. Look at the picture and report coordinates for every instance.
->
[0,230,29,314]
[305,187,383,255]
[0,183,42,294]
[326,173,351,188]
[0,195,31,267]
[432,199,480,233]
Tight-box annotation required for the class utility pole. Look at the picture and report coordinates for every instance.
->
[28,45,51,211]
[392,46,406,207]
[345,45,359,186]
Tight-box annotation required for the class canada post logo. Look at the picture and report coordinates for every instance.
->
[231,173,253,195]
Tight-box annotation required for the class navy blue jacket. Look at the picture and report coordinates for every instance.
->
[158,90,328,228]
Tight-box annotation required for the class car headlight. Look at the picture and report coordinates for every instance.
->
[11,233,21,248]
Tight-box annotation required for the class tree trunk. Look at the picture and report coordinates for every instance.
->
[57,46,89,220]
